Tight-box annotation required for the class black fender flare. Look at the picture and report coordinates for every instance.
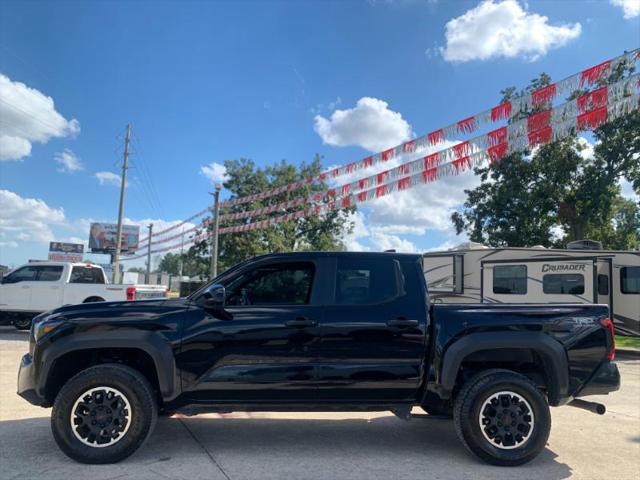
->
[438,332,569,405]
[38,330,179,402]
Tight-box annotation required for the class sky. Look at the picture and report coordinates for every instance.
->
[0,0,639,270]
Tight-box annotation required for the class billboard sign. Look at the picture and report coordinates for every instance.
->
[48,242,84,263]
[89,223,140,254]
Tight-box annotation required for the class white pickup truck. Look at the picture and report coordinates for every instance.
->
[0,262,168,329]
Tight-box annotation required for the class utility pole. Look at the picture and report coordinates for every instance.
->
[145,223,153,284]
[179,228,185,277]
[209,183,222,279]
[113,124,131,284]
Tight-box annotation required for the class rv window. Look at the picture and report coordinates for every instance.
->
[493,265,527,295]
[597,274,609,296]
[543,274,585,295]
[621,267,640,294]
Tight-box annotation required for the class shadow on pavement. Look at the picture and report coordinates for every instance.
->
[0,414,572,480]
[0,326,29,343]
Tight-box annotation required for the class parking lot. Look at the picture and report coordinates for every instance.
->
[0,326,638,480]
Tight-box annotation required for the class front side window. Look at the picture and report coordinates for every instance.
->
[334,258,399,305]
[70,266,105,284]
[621,266,640,294]
[226,262,314,306]
[34,265,64,281]
[2,266,38,284]
[543,274,585,294]
[493,265,527,295]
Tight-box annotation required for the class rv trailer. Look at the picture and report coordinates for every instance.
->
[423,241,640,336]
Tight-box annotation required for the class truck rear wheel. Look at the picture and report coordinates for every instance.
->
[453,369,550,466]
[51,363,157,464]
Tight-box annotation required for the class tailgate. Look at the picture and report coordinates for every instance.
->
[130,285,168,300]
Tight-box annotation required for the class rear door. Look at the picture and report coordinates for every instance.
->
[29,265,65,311]
[316,255,428,403]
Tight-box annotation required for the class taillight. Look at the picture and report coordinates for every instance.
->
[599,318,615,361]
[126,287,136,301]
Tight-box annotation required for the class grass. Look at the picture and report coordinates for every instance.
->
[616,335,640,350]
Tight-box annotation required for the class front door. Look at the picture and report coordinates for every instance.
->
[316,255,428,403]
[0,265,38,310]
[179,259,324,403]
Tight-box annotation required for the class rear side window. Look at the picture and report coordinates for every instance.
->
[493,265,527,294]
[70,266,105,284]
[621,266,640,294]
[543,274,585,294]
[34,265,64,281]
[334,257,400,305]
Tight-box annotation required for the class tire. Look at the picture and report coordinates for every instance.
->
[51,363,157,464]
[453,369,551,466]
[13,314,33,330]
[83,297,105,303]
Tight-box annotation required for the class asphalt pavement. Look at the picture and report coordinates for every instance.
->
[1,326,638,480]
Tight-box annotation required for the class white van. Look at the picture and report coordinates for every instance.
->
[0,262,168,329]
[423,241,640,335]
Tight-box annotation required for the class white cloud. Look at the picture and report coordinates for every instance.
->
[95,171,122,187]
[0,190,66,244]
[369,232,418,253]
[341,211,371,252]
[575,136,595,160]
[610,0,640,18]
[440,0,581,63]
[314,97,413,152]
[0,73,80,161]
[200,162,229,184]
[0,135,31,161]
[55,148,83,173]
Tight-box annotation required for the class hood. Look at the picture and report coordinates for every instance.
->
[48,297,189,318]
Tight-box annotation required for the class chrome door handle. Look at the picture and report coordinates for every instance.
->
[285,317,317,328]
[386,318,419,328]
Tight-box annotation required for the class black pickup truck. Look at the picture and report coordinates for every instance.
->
[18,252,620,466]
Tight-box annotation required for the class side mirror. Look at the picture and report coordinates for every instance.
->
[196,284,226,309]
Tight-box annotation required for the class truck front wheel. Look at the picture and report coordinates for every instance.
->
[453,369,551,466]
[51,363,157,464]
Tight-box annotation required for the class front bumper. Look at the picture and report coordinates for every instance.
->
[575,361,621,397]
[17,353,49,407]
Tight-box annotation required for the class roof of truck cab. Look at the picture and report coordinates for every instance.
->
[247,251,422,262]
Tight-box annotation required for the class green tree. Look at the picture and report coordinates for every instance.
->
[127,267,146,274]
[157,253,181,275]
[189,155,354,279]
[452,67,640,250]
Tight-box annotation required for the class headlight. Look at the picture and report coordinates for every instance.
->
[33,316,65,342]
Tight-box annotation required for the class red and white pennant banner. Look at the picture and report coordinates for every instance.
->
[131,78,639,255]
[139,74,637,243]
[123,91,638,258]
[140,48,640,243]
